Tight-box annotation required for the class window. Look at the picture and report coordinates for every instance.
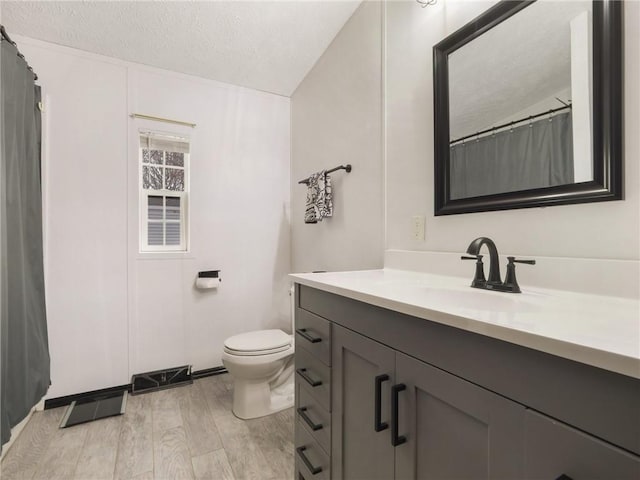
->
[139,132,189,251]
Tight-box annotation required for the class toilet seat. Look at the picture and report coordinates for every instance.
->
[224,329,292,357]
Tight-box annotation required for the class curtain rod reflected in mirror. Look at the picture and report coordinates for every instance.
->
[450,104,571,146]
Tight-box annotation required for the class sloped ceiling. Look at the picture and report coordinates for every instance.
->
[449,0,592,139]
[2,1,362,96]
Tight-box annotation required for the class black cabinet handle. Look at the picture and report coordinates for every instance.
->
[297,407,323,431]
[296,368,322,387]
[296,328,322,343]
[296,446,322,475]
[391,383,406,447]
[555,476,573,480]
[374,374,389,432]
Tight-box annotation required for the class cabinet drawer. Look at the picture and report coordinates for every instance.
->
[296,423,330,480]
[296,308,331,365]
[525,410,640,479]
[296,346,331,411]
[297,384,331,454]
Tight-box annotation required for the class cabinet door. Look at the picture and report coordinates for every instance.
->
[395,353,525,480]
[525,410,640,479]
[332,324,396,480]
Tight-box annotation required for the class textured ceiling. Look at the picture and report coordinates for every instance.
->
[449,0,592,139]
[2,0,362,96]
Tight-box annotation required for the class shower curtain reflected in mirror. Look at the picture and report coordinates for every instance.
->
[1,33,50,449]
[449,112,575,200]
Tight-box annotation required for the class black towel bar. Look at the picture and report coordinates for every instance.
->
[298,164,352,185]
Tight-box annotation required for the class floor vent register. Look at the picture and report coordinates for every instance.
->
[131,365,193,395]
[59,390,127,428]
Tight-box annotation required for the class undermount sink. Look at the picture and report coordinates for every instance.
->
[375,276,540,313]
[420,287,539,313]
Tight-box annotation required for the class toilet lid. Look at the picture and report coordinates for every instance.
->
[224,329,292,355]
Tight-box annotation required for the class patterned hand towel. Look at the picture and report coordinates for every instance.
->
[304,171,333,224]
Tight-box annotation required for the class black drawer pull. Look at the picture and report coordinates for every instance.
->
[391,383,406,447]
[297,368,322,387]
[555,476,573,480]
[297,407,323,431]
[296,328,322,343]
[374,374,389,432]
[296,446,322,475]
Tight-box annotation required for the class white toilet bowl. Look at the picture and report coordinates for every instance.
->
[222,329,295,419]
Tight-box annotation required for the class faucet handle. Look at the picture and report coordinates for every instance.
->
[503,257,535,293]
[461,255,482,261]
[510,257,536,265]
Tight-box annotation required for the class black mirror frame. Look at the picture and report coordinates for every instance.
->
[433,0,623,216]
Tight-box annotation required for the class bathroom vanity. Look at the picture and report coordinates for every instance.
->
[291,270,640,479]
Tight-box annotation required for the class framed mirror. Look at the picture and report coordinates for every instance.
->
[433,0,622,215]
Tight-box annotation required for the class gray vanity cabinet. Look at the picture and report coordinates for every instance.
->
[524,410,640,479]
[294,284,640,480]
[332,324,525,480]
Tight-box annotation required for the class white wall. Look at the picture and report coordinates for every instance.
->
[128,69,291,376]
[385,0,640,261]
[290,0,638,285]
[290,1,384,273]
[32,44,130,398]
[17,37,290,398]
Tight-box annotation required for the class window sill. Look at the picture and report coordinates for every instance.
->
[136,251,195,261]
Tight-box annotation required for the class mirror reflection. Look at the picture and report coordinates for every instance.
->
[447,1,592,200]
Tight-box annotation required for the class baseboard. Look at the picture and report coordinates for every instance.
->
[44,384,132,410]
[192,366,228,379]
[43,366,227,410]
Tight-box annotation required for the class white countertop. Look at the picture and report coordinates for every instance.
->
[290,269,640,379]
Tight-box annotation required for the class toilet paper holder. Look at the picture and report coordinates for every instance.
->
[196,270,221,289]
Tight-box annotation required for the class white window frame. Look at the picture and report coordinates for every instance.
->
[139,131,190,252]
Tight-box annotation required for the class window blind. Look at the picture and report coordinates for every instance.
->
[140,132,190,154]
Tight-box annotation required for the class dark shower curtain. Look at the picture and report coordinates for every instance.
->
[1,30,50,449]
[449,112,575,200]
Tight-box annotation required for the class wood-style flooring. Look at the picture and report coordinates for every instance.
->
[0,374,294,480]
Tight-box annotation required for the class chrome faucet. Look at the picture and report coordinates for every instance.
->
[461,237,535,293]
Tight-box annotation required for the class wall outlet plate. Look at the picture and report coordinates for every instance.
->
[412,215,426,241]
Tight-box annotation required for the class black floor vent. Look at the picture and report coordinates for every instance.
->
[59,390,127,428]
[131,365,192,395]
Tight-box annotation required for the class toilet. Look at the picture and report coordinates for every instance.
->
[221,290,295,419]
